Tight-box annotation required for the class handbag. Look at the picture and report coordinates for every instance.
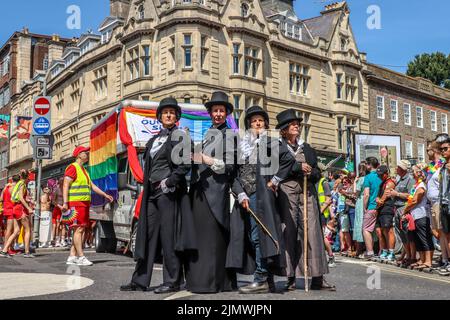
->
[406,213,415,231]
[400,213,415,231]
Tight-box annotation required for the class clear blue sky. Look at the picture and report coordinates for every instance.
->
[0,0,449,73]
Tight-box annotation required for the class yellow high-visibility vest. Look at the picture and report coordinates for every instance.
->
[68,162,92,202]
[318,177,330,219]
[11,180,25,204]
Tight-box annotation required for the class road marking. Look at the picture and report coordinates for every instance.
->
[0,273,94,300]
[339,258,450,285]
[164,290,194,300]
[154,267,163,271]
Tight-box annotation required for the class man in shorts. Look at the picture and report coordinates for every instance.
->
[40,185,53,247]
[1,171,34,258]
[362,157,382,259]
[62,146,113,266]
[0,178,19,255]
[437,137,450,275]
[376,165,397,261]
[386,160,415,265]
[52,178,66,247]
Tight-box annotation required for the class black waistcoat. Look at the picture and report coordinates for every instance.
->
[149,141,172,183]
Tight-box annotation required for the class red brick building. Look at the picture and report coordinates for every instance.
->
[0,29,73,187]
[365,63,450,164]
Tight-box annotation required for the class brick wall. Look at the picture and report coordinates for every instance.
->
[368,81,450,161]
[32,42,48,74]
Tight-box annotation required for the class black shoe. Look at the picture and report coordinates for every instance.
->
[284,277,296,291]
[154,285,180,294]
[120,282,148,292]
[239,281,270,294]
[267,276,276,293]
[310,277,336,291]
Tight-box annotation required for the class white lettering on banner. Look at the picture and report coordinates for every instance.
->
[125,112,162,147]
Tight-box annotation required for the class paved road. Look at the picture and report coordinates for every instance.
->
[1,250,449,300]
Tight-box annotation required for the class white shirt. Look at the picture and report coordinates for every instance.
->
[411,182,428,220]
[427,168,441,205]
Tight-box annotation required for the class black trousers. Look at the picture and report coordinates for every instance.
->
[132,192,182,288]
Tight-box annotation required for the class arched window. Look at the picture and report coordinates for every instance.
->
[241,3,249,17]
[138,5,145,19]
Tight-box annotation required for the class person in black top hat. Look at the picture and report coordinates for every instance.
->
[227,106,293,294]
[185,91,238,293]
[120,97,196,293]
[273,109,335,291]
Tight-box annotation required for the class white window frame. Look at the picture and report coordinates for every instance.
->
[390,99,398,122]
[183,34,192,68]
[404,103,411,126]
[416,106,423,128]
[442,113,448,134]
[405,141,413,159]
[417,143,425,163]
[430,110,437,132]
[376,96,385,119]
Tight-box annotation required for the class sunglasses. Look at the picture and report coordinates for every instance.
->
[440,147,450,152]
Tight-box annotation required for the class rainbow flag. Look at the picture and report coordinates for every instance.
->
[89,112,118,207]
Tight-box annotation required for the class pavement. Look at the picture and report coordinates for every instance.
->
[1,250,449,300]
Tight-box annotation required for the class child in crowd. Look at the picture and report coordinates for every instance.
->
[324,217,337,267]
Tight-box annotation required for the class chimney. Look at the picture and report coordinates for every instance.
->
[52,34,60,42]
[110,0,131,19]
[22,27,29,35]
[321,1,349,15]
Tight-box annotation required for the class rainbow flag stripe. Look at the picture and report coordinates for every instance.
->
[89,112,118,207]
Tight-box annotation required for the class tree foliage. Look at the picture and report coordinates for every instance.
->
[406,52,450,89]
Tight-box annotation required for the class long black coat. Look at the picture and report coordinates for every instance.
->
[226,137,299,276]
[134,127,197,262]
[189,122,236,230]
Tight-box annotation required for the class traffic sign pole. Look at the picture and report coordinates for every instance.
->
[32,96,52,249]
[33,159,42,248]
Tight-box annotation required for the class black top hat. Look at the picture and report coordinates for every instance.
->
[204,91,234,115]
[275,109,303,130]
[157,97,182,121]
[244,105,269,129]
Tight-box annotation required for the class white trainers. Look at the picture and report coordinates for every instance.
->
[76,256,93,266]
[55,241,61,248]
[66,256,78,265]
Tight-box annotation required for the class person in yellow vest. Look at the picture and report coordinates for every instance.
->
[1,171,34,258]
[62,146,113,266]
[317,162,335,267]
[318,163,332,223]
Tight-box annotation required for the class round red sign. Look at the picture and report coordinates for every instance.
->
[34,97,51,116]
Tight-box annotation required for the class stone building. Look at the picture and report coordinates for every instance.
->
[365,63,450,164]
[9,0,370,179]
[0,29,72,185]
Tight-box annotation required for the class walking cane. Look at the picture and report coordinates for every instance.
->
[303,176,309,292]
[231,191,280,253]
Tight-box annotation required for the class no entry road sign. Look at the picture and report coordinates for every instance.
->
[32,96,52,136]
[34,97,51,115]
